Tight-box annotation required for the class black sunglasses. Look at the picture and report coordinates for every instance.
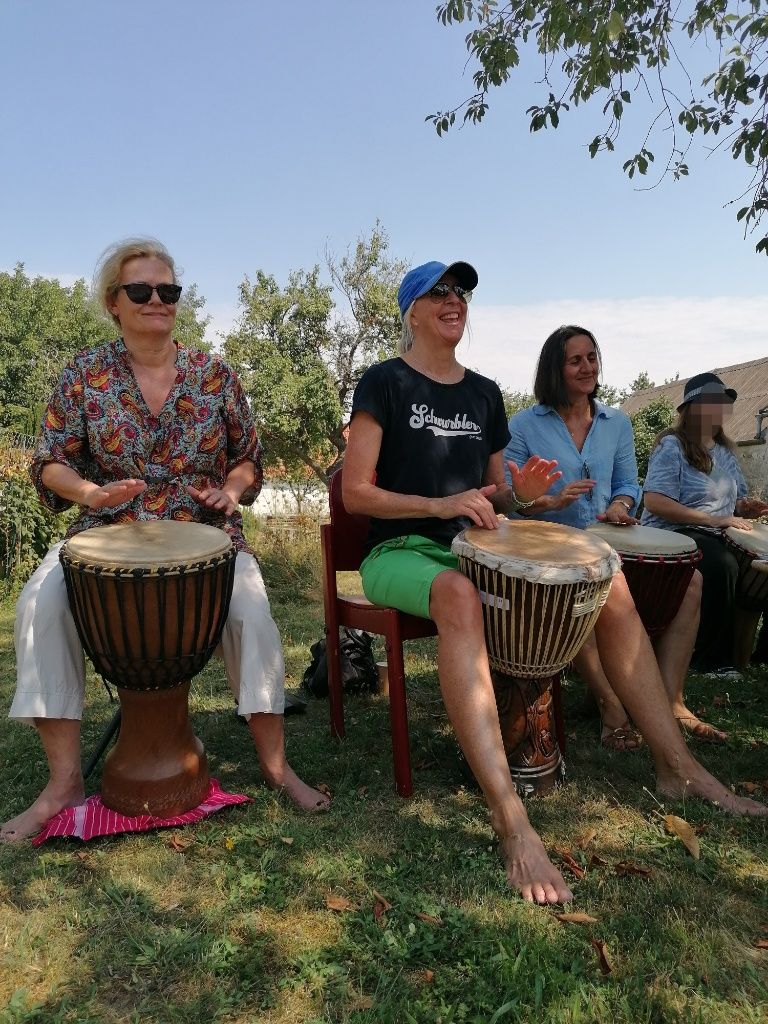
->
[119,282,182,305]
[426,282,472,303]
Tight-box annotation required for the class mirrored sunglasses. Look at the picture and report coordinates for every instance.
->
[426,282,472,303]
[120,282,182,305]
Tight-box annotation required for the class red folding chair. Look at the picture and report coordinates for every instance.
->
[321,468,437,797]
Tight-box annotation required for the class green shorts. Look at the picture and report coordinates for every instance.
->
[359,535,459,619]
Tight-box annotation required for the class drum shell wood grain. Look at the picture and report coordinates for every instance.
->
[491,670,564,796]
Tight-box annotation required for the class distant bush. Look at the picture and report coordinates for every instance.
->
[244,516,322,603]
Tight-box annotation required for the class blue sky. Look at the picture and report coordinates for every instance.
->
[1,0,766,392]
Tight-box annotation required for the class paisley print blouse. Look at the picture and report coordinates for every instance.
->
[30,338,262,552]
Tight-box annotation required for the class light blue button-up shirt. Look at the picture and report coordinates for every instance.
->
[504,401,641,529]
[641,434,747,532]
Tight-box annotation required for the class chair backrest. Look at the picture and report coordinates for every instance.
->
[327,467,371,572]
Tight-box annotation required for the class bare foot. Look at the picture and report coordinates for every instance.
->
[263,765,331,814]
[657,761,767,816]
[490,811,573,904]
[673,704,728,743]
[1,778,85,842]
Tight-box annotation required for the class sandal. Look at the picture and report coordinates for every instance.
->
[600,723,644,752]
[675,716,728,743]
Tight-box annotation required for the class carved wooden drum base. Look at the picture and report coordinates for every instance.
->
[100,682,210,817]
[491,670,565,797]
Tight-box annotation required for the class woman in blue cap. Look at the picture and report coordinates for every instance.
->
[642,372,768,674]
[343,265,767,905]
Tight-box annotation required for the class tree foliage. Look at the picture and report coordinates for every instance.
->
[0,265,211,434]
[629,394,676,478]
[430,1,768,252]
[224,225,406,485]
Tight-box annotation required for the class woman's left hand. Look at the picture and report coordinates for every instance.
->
[737,497,768,519]
[186,484,237,516]
[596,500,638,526]
[506,456,562,502]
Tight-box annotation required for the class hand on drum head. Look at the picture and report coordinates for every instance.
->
[433,485,500,529]
[713,515,753,531]
[84,479,147,509]
[596,501,638,526]
[186,484,237,516]
[506,456,562,503]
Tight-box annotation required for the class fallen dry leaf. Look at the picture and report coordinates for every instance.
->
[422,969,435,984]
[556,849,586,880]
[252,835,267,846]
[415,912,444,926]
[325,895,355,912]
[372,890,393,911]
[577,828,598,849]
[280,836,294,846]
[75,851,90,861]
[353,995,374,1010]
[591,938,613,975]
[663,815,701,859]
[316,782,332,797]
[754,939,768,950]
[738,781,760,794]
[555,912,599,925]
[167,834,191,853]
[614,860,652,877]
[588,854,608,870]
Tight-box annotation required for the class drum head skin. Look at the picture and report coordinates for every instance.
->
[64,521,232,569]
[725,523,768,559]
[586,523,698,557]
[453,520,620,584]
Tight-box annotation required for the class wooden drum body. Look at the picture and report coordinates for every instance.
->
[60,521,236,816]
[725,524,768,611]
[453,521,620,795]
[586,524,701,637]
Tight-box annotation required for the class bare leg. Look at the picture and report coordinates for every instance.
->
[573,632,642,750]
[247,713,330,813]
[430,571,573,904]
[653,572,726,741]
[595,575,766,815]
[0,719,85,842]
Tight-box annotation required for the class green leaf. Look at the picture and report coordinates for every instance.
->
[607,11,625,41]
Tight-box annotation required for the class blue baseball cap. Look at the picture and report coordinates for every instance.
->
[397,260,478,319]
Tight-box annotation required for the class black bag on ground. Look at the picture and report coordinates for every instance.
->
[302,628,378,697]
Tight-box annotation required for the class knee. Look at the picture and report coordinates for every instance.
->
[430,572,483,632]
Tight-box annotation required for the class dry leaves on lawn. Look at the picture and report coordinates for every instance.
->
[415,912,444,926]
[590,938,613,975]
[554,912,599,925]
[556,849,586,879]
[325,895,355,913]
[576,828,598,849]
[614,861,652,877]
[663,814,701,859]
[372,891,393,921]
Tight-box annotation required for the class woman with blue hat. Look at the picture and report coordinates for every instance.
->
[642,372,768,675]
[343,265,767,905]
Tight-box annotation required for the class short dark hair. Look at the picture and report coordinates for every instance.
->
[533,325,602,408]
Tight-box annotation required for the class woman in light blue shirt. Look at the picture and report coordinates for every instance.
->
[507,326,712,746]
[642,372,768,673]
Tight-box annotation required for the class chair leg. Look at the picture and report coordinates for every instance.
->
[385,634,413,798]
[326,625,346,740]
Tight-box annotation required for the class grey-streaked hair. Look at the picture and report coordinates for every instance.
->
[398,301,416,354]
[94,237,179,326]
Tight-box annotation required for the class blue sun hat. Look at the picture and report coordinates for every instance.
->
[397,260,478,319]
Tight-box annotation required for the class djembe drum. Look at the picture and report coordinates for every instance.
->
[724,524,768,669]
[585,523,701,637]
[60,521,236,817]
[452,521,620,795]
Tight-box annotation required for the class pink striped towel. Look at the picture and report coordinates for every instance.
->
[32,779,250,845]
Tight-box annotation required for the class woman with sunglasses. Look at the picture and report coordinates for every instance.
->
[343,267,765,905]
[2,238,329,842]
[504,326,719,746]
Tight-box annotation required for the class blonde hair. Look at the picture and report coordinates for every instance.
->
[94,237,178,326]
[398,302,416,354]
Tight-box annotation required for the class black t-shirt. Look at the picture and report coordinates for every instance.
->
[351,358,510,551]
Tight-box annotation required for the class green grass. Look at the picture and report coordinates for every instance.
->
[1,539,767,1023]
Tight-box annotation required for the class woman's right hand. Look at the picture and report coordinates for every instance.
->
[548,479,597,511]
[712,514,752,531]
[432,485,499,529]
[81,479,147,509]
